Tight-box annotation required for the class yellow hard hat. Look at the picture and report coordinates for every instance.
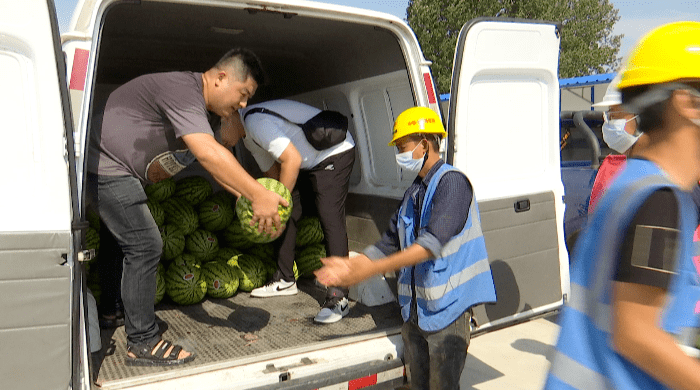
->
[618,21,700,90]
[389,107,447,146]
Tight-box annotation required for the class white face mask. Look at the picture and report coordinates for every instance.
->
[395,143,426,174]
[602,118,639,154]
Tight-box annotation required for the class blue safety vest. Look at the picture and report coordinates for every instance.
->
[396,163,497,331]
[545,159,700,390]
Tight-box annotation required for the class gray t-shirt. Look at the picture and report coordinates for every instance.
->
[88,71,214,182]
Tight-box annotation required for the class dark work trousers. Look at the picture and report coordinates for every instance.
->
[273,147,355,304]
[86,173,162,346]
[401,309,471,390]
[97,227,124,316]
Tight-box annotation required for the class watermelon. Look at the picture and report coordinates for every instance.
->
[219,218,255,250]
[202,261,239,298]
[145,177,176,203]
[295,216,324,247]
[173,176,212,206]
[235,254,267,292]
[171,253,201,267]
[160,224,186,261]
[85,227,100,258]
[235,178,293,243]
[165,260,206,305]
[155,262,166,304]
[210,190,235,208]
[162,197,199,235]
[198,198,235,232]
[86,209,101,232]
[214,247,243,264]
[295,243,327,278]
[186,229,219,262]
[147,199,165,227]
[246,243,275,263]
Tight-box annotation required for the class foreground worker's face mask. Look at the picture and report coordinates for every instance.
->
[395,143,425,173]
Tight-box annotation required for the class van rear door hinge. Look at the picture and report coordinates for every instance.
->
[77,249,96,262]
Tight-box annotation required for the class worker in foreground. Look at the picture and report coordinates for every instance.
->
[545,21,700,390]
[315,106,496,389]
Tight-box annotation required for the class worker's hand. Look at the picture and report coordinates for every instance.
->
[249,189,289,237]
[315,254,375,287]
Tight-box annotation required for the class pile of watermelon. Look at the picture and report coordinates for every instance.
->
[86,174,329,307]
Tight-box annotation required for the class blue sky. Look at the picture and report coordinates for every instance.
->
[54,0,700,71]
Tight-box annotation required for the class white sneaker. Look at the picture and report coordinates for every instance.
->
[250,279,298,297]
[314,297,349,324]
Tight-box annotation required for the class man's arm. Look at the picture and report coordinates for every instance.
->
[182,132,287,235]
[315,243,431,287]
[612,281,700,390]
[275,143,302,191]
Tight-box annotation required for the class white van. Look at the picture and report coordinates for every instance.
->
[0,0,568,389]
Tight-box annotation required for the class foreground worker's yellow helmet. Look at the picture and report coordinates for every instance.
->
[618,21,700,90]
[389,107,447,146]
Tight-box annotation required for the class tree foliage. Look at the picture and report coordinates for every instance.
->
[406,0,622,92]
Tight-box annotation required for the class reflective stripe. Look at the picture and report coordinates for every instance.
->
[441,199,483,257]
[567,282,611,334]
[415,257,491,301]
[69,48,89,91]
[549,351,612,390]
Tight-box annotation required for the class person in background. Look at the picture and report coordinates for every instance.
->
[588,73,645,214]
[224,99,356,324]
[314,106,496,389]
[545,21,700,390]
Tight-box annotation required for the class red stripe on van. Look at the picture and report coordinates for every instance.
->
[423,73,437,104]
[69,49,90,91]
[348,373,377,389]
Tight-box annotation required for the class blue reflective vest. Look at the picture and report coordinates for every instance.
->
[545,159,700,390]
[396,163,497,331]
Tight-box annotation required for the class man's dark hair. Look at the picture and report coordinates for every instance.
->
[214,48,266,86]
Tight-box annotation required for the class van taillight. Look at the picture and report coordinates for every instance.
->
[69,49,89,91]
[423,73,437,104]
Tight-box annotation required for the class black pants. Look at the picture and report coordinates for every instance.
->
[273,147,355,301]
[401,310,471,390]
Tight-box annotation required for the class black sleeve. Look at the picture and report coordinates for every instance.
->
[615,189,679,290]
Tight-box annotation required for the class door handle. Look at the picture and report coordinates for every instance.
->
[514,199,530,213]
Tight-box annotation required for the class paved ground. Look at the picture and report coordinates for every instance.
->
[459,315,561,390]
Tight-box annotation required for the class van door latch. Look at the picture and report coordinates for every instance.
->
[514,199,530,213]
[77,249,96,262]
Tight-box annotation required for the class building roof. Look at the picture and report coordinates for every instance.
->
[559,73,615,88]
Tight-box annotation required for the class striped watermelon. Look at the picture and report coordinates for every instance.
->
[186,229,219,263]
[155,262,166,304]
[202,261,239,298]
[210,190,235,208]
[85,227,100,259]
[198,198,234,232]
[174,176,212,206]
[219,218,255,250]
[214,247,243,264]
[235,254,267,292]
[160,224,186,261]
[295,216,324,247]
[246,243,275,262]
[165,260,206,305]
[86,209,101,232]
[145,177,176,202]
[162,197,199,235]
[295,243,327,278]
[171,253,201,267]
[235,178,293,243]
[147,199,165,227]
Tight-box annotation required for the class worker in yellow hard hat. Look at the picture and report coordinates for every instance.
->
[546,21,700,390]
[316,106,496,389]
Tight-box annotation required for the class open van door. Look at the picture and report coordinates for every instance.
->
[0,0,85,389]
[447,18,569,333]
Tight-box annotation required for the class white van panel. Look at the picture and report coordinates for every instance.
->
[0,4,72,233]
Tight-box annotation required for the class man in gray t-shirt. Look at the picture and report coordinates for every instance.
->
[86,48,288,366]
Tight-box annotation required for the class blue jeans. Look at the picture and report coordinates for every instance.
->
[401,309,471,390]
[87,173,161,346]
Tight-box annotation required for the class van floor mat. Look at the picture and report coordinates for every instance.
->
[94,277,402,386]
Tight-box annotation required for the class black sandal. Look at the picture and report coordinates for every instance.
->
[126,338,196,366]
